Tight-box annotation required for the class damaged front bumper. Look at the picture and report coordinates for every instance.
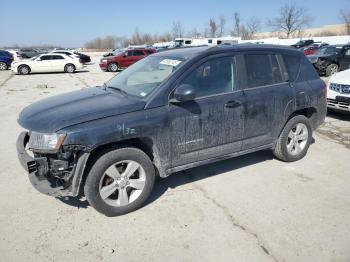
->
[16,131,89,197]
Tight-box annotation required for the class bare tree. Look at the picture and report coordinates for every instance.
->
[218,15,226,36]
[232,12,241,36]
[246,17,261,38]
[208,18,218,37]
[340,9,350,35]
[268,3,311,38]
[187,27,202,38]
[172,21,184,38]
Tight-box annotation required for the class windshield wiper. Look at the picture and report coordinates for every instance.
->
[103,83,129,96]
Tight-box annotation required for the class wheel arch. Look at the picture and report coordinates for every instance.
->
[287,107,318,129]
[18,64,31,73]
[78,137,162,196]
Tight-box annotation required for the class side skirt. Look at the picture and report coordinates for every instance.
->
[165,143,274,176]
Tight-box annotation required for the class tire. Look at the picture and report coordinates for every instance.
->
[108,62,119,72]
[325,63,338,76]
[18,65,30,75]
[273,115,312,162]
[0,62,7,70]
[64,64,75,73]
[84,146,155,216]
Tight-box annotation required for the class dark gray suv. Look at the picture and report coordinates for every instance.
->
[17,45,327,216]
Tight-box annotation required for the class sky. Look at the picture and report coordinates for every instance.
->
[1,0,350,47]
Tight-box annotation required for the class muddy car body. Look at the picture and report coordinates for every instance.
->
[17,45,327,216]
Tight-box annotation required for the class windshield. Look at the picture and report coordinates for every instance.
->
[315,46,342,56]
[106,56,185,98]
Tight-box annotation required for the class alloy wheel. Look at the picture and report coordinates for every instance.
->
[286,123,308,156]
[98,160,146,207]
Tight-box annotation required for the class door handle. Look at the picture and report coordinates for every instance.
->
[225,100,242,108]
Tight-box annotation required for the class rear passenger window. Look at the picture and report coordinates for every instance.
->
[244,54,284,88]
[133,50,145,56]
[52,55,64,60]
[181,56,236,98]
[40,56,51,60]
[283,55,300,82]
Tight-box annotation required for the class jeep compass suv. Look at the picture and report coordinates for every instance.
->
[17,45,327,216]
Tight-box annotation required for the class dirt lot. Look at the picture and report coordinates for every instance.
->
[0,53,349,262]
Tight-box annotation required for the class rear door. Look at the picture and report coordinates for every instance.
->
[51,55,66,71]
[241,52,292,150]
[131,49,146,64]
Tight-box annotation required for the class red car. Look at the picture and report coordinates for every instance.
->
[303,42,328,56]
[99,48,155,72]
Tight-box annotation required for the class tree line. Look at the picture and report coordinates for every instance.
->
[85,2,350,49]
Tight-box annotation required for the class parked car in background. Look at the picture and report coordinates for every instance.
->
[6,50,22,61]
[0,50,14,70]
[302,42,328,56]
[17,45,326,216]
[103,48,126,57]
[99,48,156,72]
[18,48,40,58]
[327,69,350,113]
[291,39,314,49]
[307,44,350,76]
[51,50,91,63]
[11,54,83,75]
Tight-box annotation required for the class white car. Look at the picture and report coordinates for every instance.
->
[6,50,22,61]
[11,53,83,75]
[327,69,350,113]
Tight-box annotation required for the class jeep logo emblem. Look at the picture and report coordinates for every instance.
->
[342,86,350,93]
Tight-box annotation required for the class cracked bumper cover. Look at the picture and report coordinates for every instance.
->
[16,131,89,197]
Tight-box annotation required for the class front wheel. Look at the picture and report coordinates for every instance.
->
[107,62,119,72]
[273,115,312,162]
[84,146,155,216]
[18,65,30,75]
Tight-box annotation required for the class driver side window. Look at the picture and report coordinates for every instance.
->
[180,56,235,98]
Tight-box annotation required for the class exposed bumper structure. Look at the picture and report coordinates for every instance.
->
[16,131,89,197]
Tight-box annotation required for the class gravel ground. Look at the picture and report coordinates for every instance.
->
[0,53,349,262]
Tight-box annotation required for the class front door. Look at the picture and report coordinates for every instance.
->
[169,55,244,167]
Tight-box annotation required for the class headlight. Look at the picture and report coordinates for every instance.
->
[101,59,108,62]
[28,132,66,153]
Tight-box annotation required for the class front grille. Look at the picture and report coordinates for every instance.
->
[327,98,350,111]
[329,83,350,94]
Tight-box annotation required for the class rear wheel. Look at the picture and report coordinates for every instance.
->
[108,63,119,72]
[326,64,338,76]
[273,115,312,162]
[18,65,30,75]
[84,146,155,216]
[64,64,75,73]
[0,62,7,70]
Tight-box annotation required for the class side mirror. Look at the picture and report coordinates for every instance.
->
[170,84,196,103]
[123,52,128,57]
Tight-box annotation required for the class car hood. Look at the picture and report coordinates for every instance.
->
[18,86,146,133]
[329,69,350,85]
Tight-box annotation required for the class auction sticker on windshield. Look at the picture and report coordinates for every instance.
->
[160,59,182,67]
